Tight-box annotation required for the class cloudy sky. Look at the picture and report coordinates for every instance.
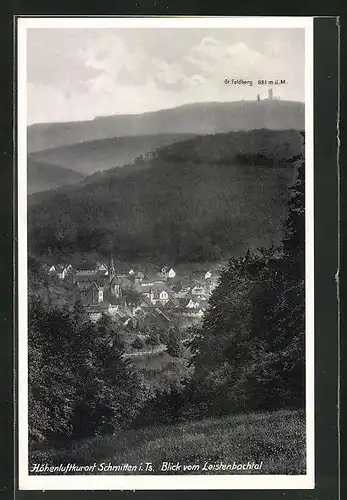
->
[27,27,305,124]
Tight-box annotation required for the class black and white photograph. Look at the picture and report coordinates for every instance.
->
[17,17,314,490]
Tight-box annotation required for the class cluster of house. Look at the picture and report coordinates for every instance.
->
[42,258,220,324]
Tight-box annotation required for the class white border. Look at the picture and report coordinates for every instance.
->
[17,16,314,491]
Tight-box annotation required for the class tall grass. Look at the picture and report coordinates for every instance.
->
[30,409,305,475]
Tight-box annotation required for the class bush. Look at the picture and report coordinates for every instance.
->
[132,336,145,350]
[146,332,160,352]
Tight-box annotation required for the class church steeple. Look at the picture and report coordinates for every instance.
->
[108,253,115,282]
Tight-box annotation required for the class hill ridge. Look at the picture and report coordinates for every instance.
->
[28,100,305,153]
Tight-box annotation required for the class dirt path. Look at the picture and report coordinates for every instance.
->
[123,345,167,357]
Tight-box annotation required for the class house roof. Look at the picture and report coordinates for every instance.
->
[96,261,108,268]
[192,284,207,292]
[76,282,103,291]
[86,303,109,313]
[165,298,180,308]
[179,298,190,308]
[141,282,168,293]
[75,261,97,271]
[76,282,90,290]
[152,289,169,299]
[110,276,132,287]
[154,284,171,294]
[183,307,204,314]
[143,268,161,280]
[140,297,153,308]
[55,264,67,273]
[78,274,107,287]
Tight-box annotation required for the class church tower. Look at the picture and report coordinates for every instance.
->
[108,253,116,283]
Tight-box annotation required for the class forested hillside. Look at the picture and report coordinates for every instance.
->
[28,129,303,263]
[28,133,195,177]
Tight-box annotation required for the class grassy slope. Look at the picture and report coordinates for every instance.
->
[30,409,305,475]
[28,133,196,176]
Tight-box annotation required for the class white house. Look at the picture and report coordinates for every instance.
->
[108,300,120,318]
[182,308,204,318]
[191,284,207,296]
[186,298,200,309]
[97,262,108,272]
[168,268,176,279]
[150,289,170,306]
[56,266,68,280]
[205,270,212,280]
[157,290,169,305]
[142,285,170,306]
[159,266,168,278]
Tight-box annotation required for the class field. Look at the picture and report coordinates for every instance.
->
[30,409,305,475]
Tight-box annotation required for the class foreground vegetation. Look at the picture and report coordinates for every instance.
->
[30,409,305,475]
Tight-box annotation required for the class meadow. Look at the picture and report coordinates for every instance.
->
[30,409,305,475]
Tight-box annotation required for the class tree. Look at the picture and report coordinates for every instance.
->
[28,298,148,444]
[146,332,160,352]
[123,289,142,307]
[28,296,85,442]
[71,332,147,438]
[282,154,305,281]
[96,313,125,352]
[166,330,183,358]
[132,336,145,351]
[189,150,306,414]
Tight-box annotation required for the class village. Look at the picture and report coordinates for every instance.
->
[40,256,221,330]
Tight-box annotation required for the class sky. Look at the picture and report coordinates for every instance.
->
[26,27,305,124]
